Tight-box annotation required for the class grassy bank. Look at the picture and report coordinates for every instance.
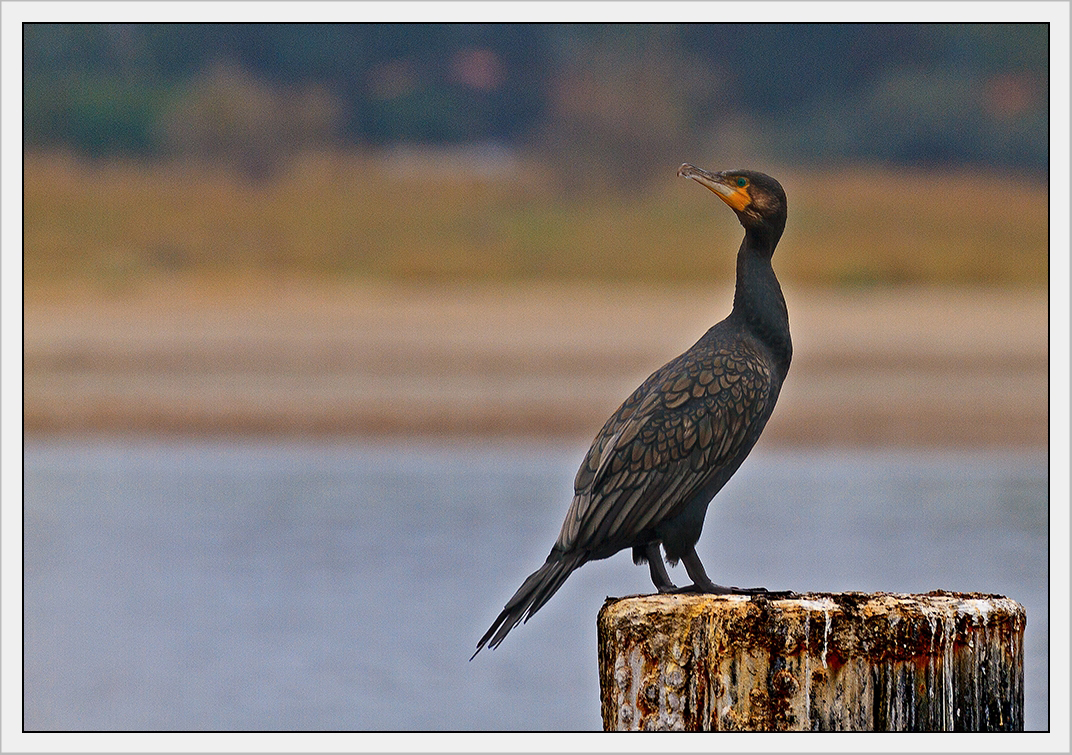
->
[24,150,1048,293]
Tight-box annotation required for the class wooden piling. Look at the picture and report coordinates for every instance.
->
[597,591,1024,731]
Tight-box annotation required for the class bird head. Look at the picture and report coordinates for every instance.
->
[678,164,787,244]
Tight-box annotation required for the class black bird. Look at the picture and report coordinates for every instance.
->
[474,164,792,656]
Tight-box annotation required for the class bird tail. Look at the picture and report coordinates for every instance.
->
[472,550,586,659]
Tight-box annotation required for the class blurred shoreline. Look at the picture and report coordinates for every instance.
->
[24,280,1048,449]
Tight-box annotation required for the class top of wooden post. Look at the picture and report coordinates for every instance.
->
[598,591,1025,731]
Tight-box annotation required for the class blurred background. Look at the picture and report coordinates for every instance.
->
[23,23,1049,731]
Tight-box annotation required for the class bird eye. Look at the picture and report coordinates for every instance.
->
[736,177,748,188]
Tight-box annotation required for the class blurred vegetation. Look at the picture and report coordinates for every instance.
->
[160,62,342,180]
[23,24,1048,186]
[23,24,1048,291]
[24,151,1048,289]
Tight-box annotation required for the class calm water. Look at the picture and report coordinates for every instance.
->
[24,441,1048,731]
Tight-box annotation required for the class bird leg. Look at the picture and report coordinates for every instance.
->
[644,542,679,593]
[672,546,782,596]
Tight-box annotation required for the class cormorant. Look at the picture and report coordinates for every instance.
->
[473,164,791,656]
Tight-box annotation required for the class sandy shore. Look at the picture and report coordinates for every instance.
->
[23,280,1048,448]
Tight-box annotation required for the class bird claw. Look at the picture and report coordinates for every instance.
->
[740,587,795,599]
[661,583,794,598]
[660,582,732,595]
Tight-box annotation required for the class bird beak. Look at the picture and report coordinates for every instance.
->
[678,163,750,212]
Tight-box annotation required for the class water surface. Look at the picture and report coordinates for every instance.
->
[24,441,1048,731]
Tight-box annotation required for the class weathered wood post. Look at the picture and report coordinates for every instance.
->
[598,591,1024,731]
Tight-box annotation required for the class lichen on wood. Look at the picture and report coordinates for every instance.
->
[597,591,1024,731]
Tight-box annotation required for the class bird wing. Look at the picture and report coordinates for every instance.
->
[556,343,772,552]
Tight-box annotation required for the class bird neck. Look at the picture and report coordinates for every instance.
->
[731,234,791,367]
